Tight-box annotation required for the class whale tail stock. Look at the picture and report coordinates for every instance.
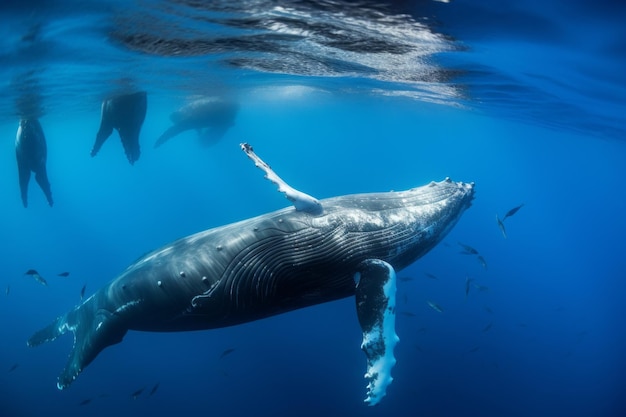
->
[27,300,127,389]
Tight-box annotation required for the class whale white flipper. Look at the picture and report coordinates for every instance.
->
[355,259,399,406]
[241,142,322,215]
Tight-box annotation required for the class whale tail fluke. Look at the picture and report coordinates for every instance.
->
[27,302,127,390]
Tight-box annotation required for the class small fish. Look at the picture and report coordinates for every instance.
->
[471,282,489,292]
[399,311,415,317]
[496,214,507,238]
[57,272,70,277]
[80,284,86,301]
[423,272,438,280]
[482,323,493,333]
[414,344,423,352]
[468,346,480,353]
[426,300,443,313]
[398,276,413,282]
[149,382,160,397]
[25,269,47,286]
[5,285,9,296]
[78,399,92,406]
[8,363,19,372]
[483,306,494,314]
[465,276,473,298]
[477,255,487,270]
[219,348,236,359]
[403,293,408,304]
[457,242,479,255]
[417,326,427,333]
[131,386,146,399]
[503,204,524,220]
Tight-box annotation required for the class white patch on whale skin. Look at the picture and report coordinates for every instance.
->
[114,299,141,315]
[361,263,399,406]
[58,321,77,335]
[136,246,174,266]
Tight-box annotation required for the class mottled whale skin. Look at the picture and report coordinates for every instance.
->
[28,178,474,391]
[15,118,53,207]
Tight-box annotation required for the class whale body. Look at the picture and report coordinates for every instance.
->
[154,97,238,148]
[28,177,474,403]
[92,91,147,165]
[15,118,53,207]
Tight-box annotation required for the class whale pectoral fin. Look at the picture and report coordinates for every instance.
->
[117,92,146,164]
[28,304,127,390]
[34,168,53,207]
[16,156,31,208]
[118,126,141,165]
[354,259,399,406]
[240,143,323,215]
[92,116,114,158]
[154,124,186,148]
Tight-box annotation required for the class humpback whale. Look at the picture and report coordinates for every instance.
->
[15,118,53,207]
[154,97,238,149]
[28,143,474,405]
[91,91,147,165]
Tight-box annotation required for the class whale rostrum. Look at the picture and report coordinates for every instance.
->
[28,143,474,405]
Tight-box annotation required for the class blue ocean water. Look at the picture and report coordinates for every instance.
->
[1,1,625,416]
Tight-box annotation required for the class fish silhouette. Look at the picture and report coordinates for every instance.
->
[503,204,524,220]
[219,348,236,359]
[25,269,47,286]
[131,386,146,399]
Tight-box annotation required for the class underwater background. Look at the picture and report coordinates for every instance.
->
[1,1,625,416]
